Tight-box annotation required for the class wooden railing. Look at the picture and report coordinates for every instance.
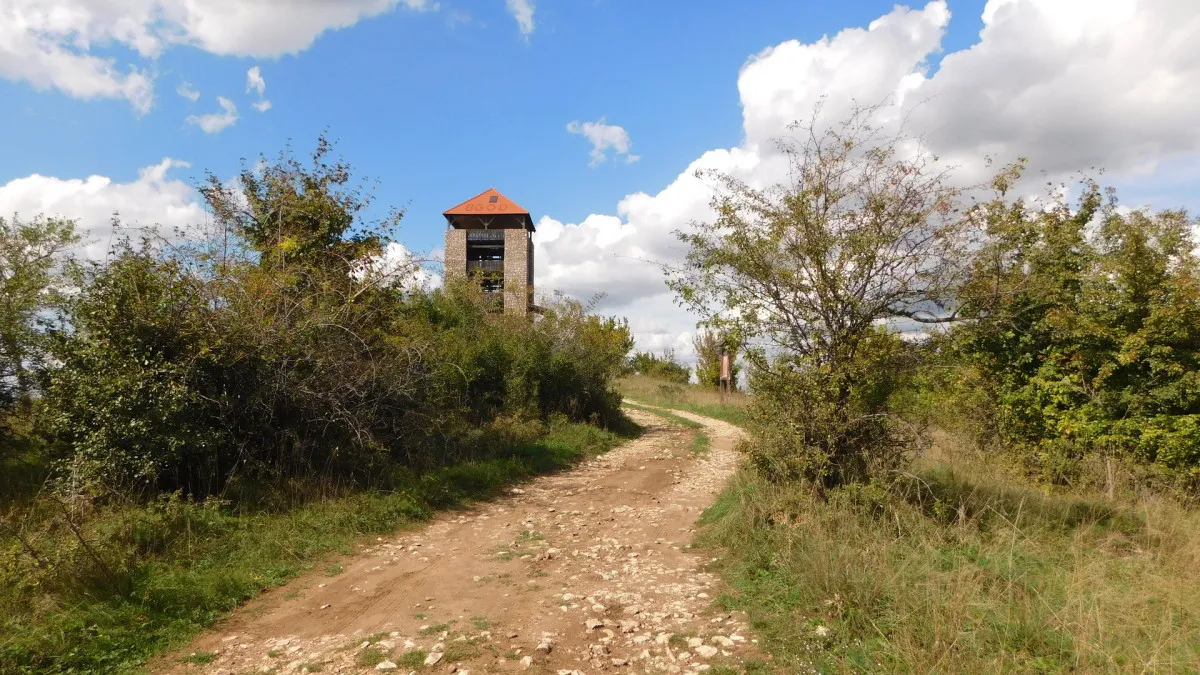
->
[467,260,504,273]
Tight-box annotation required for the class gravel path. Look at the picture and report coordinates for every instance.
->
[164,405,763,675]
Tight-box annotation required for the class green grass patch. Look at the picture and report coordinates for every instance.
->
[516,529,545,542]
[442,638,483,661]
[395,650,427,668]
[355,647,389,668]
[698,453,1200,673]
[0,420,630,674]
[617,374,749,426]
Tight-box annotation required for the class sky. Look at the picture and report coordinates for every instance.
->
[2,0,1199,361]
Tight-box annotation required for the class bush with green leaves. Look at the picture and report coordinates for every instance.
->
[0,215,77,461]
[627,349,690,384]
[953,178,1200,493]
[745,329,920,489]
[668,106,968,487]
[37,138,633,501]
[692,329,740,390]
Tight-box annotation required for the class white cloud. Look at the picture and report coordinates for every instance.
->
[359,242,442,292]
[0,159,205,259]
[537,0,1200,353]
[506,0,535,37]
[0,16,155,115]
[0,0,433,112]
[566,118,640,166]
[246,66,271,112]
[246,66,266,96]
[186,96,238,134]
[446,10,472,28]
[176,81,200,101]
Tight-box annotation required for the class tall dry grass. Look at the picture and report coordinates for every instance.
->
[698,431,1200,673]
[617,374,750,426]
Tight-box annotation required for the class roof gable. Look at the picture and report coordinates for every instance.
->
[443,188,529,216]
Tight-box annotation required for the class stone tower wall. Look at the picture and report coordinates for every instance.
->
[444,228,467,281]
[503,228,530,316]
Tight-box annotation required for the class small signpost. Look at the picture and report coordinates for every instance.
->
[719,342,732,402]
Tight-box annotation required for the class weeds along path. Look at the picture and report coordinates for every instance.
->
[164,405,765,675]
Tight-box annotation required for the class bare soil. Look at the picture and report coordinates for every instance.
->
[162,406,765,675]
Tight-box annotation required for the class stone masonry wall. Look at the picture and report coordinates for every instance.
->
[444,228,467,281]
[503,228,530,316]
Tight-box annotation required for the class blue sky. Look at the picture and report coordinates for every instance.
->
[1,0,1197,357]
[1,0,988,256]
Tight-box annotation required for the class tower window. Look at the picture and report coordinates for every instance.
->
[488,195,499,203]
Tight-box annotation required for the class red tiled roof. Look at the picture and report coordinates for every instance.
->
[443,188,529,216]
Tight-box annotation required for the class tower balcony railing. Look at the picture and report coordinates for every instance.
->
[466,230,506,241]
[467,259,505,273]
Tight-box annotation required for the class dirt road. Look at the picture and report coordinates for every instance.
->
[166,406,763,675]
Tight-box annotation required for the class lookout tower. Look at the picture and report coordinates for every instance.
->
[443,188,535,315]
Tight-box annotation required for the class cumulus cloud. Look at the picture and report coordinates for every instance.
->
[186,96,239,134]
[537,0,1200,353]
[0,0,433,112]
[246,66,271,112]
[358,242,443,293]
[0,18,155,114]
[566,118,640,166]
[506,0,536,37]
[176,81,200,101]
[246,66,266,96]
[0,159,205,259]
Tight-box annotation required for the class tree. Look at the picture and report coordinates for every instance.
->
[954,178,1200,490]
[667,106,972,487]
[628,349,690,384]
[0,215,78,412]
[40,137,636,499]
[197,132,408,297]
[693,328,739,390]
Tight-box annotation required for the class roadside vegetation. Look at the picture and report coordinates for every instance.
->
[618,374,749,427]
[668,105,1200,672]
[0,137,634,674]
[699,429,1200,672]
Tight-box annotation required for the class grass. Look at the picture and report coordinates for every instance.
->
[617,374,750,426]
[395,650,427,668]
[698,431,1200,673]
[354,647,389,668]
[0,419,632,674]
[516,529,545,542]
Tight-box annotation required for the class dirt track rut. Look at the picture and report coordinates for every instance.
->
[166,405,764,675]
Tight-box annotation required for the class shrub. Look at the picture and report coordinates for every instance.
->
[35,139,633,501]
[627,349,690,384]
[745,329,921,488]
[669,105,969,486]
[953,180,1200,494]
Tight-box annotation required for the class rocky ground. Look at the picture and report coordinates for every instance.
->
[163,405,769,675]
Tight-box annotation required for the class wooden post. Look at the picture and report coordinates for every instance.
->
[719,343,731,403]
